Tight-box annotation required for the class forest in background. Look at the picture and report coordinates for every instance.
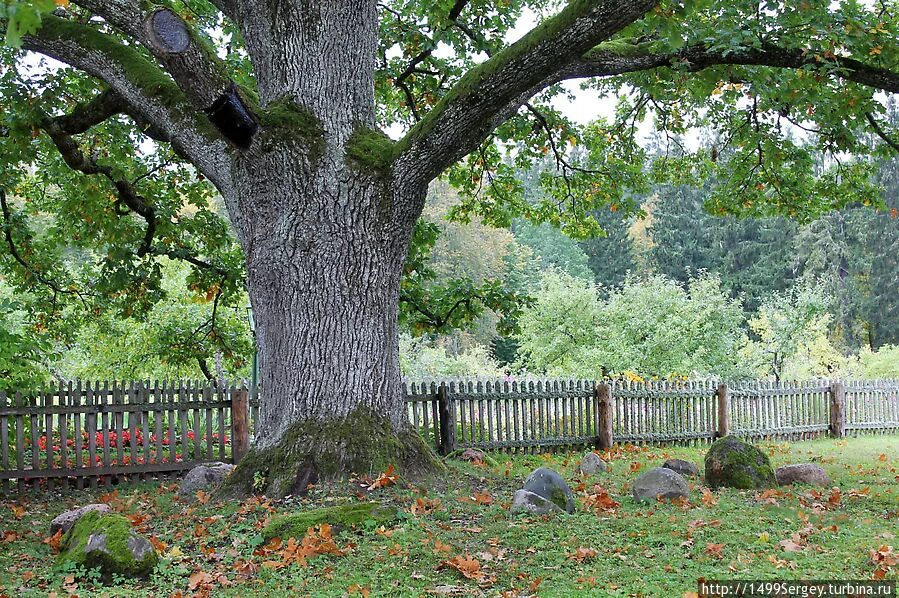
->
[2,116,898,389]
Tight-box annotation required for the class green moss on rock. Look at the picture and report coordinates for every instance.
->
[705,435,776,490]
[217,405,443,499]
[57,511,157,579]
[263,502,400,540]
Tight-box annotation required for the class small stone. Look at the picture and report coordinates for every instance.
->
[459,448,486,462]
[661,458,699,478]
[776,463,831,487]
[509,489,564,515]
[705,435,776,490]
[632,467,691,503]
[178,462,235,496]
[578,452,607,474]
[50,504,111,536]
[520,467,576,514]
[57,511,157,579]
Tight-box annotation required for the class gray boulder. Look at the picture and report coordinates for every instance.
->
[578,452,607,475]
[519,467,576,514]
[662,458,699,478]
[57,511,157,578]
[776,463,831,487]
[509,489,565,515]
[632,467,691,503]
[178,462,234,495]
[50,504,111,536]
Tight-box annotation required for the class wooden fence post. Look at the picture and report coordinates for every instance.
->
[595,383,613,450]
[829,382,845,438]
[716,383,730,439]
[437,383,455,455]
[231,387,250,463]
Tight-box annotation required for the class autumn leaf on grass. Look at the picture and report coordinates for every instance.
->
[871,545,898,579]
[348,584,371,597]
[778,534,806,553]
[827,488,841,508]
[462,491,493,506]
[188,570,215,592]
[583,486,620,514]
[410,497,441,515]
[433,539,453,555]
[43,529,63,553]
[149,536,168,553]
[701,489,718,507]
[195,490,211,505]
[756,489,783,505]
[568,547,598,563]
[705,543,725,559]
[368,465,397,490]
[440,554,495,587]
[767,554,797,570]
[10,504,25,519]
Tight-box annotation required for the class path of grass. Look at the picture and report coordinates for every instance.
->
[1,436,896,597]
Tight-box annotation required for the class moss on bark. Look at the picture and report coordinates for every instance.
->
[217,406,443,499]
[253,96,326,160]
[346,127,397,175]
[263,502,400,540]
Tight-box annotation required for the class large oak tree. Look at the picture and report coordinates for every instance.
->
[1,0,897,495]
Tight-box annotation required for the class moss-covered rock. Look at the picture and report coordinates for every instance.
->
[705,436,776,490]
[519,467,576,513]
[217,405,443,499]
[57,511,157,579]
[263,502,400,540]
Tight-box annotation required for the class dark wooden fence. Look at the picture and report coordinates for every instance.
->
[2,378,898,492]
[0,381,258,494]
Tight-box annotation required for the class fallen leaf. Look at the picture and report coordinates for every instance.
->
[368,465,398,490]
[705,543,725,559]
[568,547,598,563]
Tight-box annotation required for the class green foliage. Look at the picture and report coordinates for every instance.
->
[512,219,593,280]
[0,291,52,392]
[516,270,750,379]
[53,261,252,381]
[401,218,528,337]
[847,344,899,379]
[745,282,834,381]
[399,333,502,379]
[0,0,56,47]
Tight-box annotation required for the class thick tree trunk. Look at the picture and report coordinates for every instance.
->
[220,152,439,497]
[210,1,441,498]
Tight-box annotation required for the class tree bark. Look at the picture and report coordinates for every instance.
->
[219,134,438,496]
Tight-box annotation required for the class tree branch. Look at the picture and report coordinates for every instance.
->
[39,97,158,256]
[22,14,235,192]
[68,3,258,147]
[559,42,899,94]
[394,0,657,186]
[0,188,92,309]
[865,112,899,152]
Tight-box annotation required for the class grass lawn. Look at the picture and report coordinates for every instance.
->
[1,436,897,597]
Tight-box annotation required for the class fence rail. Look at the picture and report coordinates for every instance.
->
[2,378,899,492]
